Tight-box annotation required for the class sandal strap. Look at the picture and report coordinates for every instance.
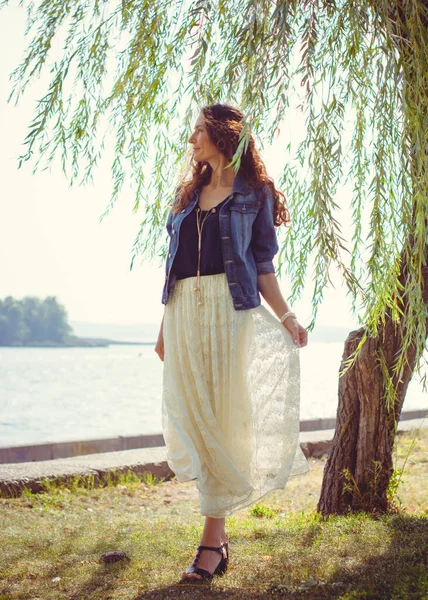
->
[189,542,228,568]
[197,544,223,554]
[186,566,213,580]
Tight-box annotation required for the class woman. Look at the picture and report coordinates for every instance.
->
[155,103,310,585]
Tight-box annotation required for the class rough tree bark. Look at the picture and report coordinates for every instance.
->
[318,267,428,514]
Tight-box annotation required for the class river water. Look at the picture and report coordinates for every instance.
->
[1,342,427,447]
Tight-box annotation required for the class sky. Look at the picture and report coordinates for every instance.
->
[0,4,359,330]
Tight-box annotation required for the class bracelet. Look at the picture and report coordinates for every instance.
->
[280,311,296,324]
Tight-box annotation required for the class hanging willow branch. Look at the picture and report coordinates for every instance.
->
[2,0,428,409]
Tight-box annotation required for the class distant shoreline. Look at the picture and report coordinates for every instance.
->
[0,337,155,348]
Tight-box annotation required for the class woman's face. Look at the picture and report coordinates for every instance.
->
[188,112,219,162]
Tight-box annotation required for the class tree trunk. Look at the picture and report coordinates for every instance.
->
[318,260,428,515]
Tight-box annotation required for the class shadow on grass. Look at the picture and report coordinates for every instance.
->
[3,509,424,600]
[326,514,428,600]
[133,514,427,600]
[136,585,273,599]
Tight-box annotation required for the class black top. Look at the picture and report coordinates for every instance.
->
[172,196,229,280]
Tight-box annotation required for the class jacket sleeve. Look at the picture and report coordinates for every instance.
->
[166,207,174,237]
[165,185,181,237]
[250,185,279,275]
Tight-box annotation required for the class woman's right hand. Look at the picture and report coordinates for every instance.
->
[155,325,165,362]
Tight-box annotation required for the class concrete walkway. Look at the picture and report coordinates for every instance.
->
[2,410,426,464]
[0,417,425,498]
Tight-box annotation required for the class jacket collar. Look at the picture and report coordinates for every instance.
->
[193,167,251,199]
[231,168,252,194]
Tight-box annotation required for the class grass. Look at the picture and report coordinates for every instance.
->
[0,428,426,599]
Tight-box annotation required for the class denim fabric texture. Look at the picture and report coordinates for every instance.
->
[161,169,279,310]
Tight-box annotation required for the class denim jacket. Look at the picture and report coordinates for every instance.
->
[161,169,279,310]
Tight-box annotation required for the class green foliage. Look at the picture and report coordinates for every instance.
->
[387,467,404,511]
[249,503,279,518]
[0,295,72,346]
[141,471,166,486]
[2,0,428,412]
[342,457,408,514]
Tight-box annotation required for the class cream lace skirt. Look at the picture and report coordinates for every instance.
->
[161,272,309,518]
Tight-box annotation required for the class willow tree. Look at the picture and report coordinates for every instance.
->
[3,0,427,514]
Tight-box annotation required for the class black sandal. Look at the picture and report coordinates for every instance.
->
[178,540,229,585]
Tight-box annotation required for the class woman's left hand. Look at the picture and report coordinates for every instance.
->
[282,317,308,348]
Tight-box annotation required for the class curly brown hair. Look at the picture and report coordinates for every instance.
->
[171,103,290,227]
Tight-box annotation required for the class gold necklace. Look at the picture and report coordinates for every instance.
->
[194,204,216,306]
